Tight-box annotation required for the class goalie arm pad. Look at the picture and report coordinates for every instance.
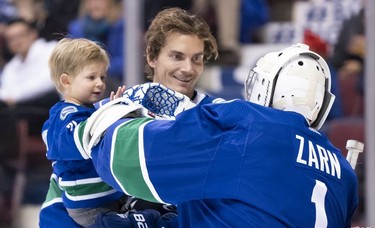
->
[77,97,152,158]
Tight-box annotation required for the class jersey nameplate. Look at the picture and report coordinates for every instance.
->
[295,134,341,179]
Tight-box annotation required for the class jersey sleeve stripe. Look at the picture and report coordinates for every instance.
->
[110,118,165,203]
[138,121,166,204]
[74,121,90,159]
[41,174,64,209]
[64,189,118,201]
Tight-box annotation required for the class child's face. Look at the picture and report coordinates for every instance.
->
[64,62,107,106]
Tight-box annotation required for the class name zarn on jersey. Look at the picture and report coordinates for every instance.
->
[295,134,341,179]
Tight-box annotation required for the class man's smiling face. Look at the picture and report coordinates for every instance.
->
[148,32,205,99]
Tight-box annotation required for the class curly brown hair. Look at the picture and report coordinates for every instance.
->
[144,7,218,80]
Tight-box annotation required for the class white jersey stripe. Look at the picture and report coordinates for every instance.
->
[138,121,166,204]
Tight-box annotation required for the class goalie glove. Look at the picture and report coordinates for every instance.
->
[81,83,196,158]
[123,82,196,118]
[94,83,196,118]
[80,97,151,158]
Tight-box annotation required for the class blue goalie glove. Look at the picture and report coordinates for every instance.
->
[83,83,196,157]
[94,82,196,118]
[122,82,196,118]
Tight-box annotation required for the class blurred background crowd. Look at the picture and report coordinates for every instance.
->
[0,0,368,227]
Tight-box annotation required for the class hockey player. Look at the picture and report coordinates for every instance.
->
[94,5,225,219]
[78,44,358,227]
[41,7,224,227]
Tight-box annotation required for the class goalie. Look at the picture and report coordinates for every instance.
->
[77,43,358,227]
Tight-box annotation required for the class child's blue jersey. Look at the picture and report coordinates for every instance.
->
[42,101,123,209]
[83,99,358,227]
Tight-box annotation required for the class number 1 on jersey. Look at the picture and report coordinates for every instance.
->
[311,179,328,227]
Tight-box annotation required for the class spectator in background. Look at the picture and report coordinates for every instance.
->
[0,2,18,224]
[7,0,81,41]
[330,8,365,71]
[0,0,18,71]
[0,18,59,135]
[11,0,47,33]
[0,18,59,225]
[329,7,365,117]
[339,34,365,97]
[68,0,124,92]
[0,18,58,113]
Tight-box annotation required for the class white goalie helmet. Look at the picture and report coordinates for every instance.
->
[245,43,335,130]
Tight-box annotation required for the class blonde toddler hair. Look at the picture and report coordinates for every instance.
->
[49,38,110,93]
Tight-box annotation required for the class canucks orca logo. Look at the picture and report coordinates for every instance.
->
[60,106,78,120]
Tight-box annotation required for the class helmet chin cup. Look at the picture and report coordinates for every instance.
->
[245,43,335,130]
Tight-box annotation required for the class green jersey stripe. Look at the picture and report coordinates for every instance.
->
[110,118,164,203]
[41,175,63,209]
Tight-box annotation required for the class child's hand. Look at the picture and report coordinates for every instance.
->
[110,85,126,100]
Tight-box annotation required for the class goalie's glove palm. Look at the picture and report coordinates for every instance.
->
[123,82,196,118]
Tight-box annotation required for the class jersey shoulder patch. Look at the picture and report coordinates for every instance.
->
[60,106,78,121]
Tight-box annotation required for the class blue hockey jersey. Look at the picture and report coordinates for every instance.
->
[41,101,123,209]
[82,99,358,227]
